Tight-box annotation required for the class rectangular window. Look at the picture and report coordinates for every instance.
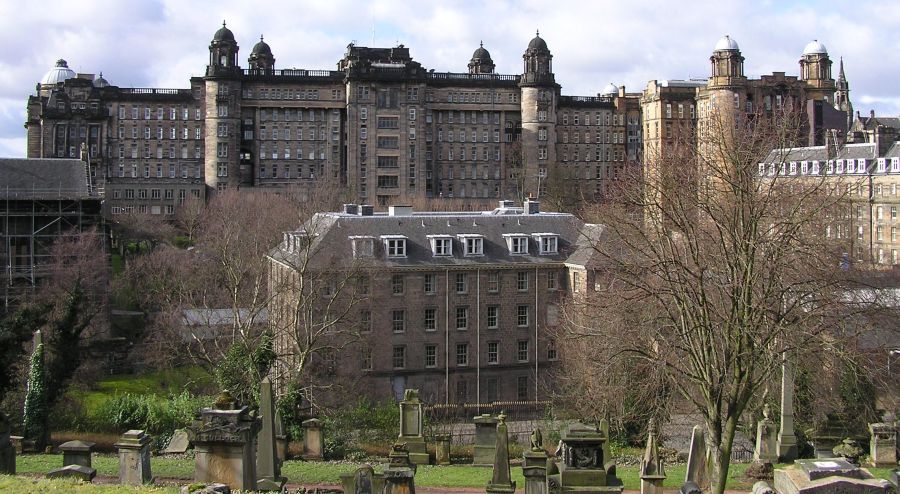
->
[424,273,436,294]
[456,343,469,366]
[424,308,437,331]
[517,376,528,400]
[547,340,558,360]
[392,346,406,369]
[517,305,529,327]
[517,340,529,362]
[487,341,499,364]
[462,236,484,256]
[517,271,529,291]
[361,347,372,371]
[487,271,500,293]
[456,307,468,330]
[425,345,437,368]
[360,310,372,333]
[539,236,558,254]
[384,237,406,257]
[509,236,528,255]
[392,309,406,333]
[487,306,498,329]
[455,273,467,293]
[391,274,404,295]
[431,237,452,256]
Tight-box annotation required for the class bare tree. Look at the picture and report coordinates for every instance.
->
[557,108,885,493]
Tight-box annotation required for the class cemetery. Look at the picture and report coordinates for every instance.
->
[0,378,897,492]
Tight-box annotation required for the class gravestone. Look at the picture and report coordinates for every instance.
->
[188,390,261,491]
[165,429,191,454]
[274,409,287,462]
[546,421,624,493]
[776,356,799,461]
[639,419,666,494]
[523,428,548,494]
[47,464,97,481]
[754,404,777,462]
[115,429,152,485]
[473,413,499,467]
[340,464,385,494]
[180,483,231,494]
[774,458,893,493]
[486,413,516,494]
[868,420,898,467]
[433,433,451,465]
[889,468,898,490]
[676,481,701,494]
[684,426,709,491]
[384,442,417,494]
[0,412,15,474]
[751,480,775,494]
[599,419,612,474]
[302,418,324,461]
[832,437,864,465]
[256,377,286,491]
[397,389,429,465]
[60,439,95,468]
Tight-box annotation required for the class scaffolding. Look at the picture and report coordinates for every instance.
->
[1,185,103,311]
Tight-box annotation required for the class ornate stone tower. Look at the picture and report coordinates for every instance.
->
[708,35,746,89]
[467,42,495,74]
[248,36,275,72]
[204,21,243,193]
[799,40,835,102]
[519,31,558,198]
[834,57,853,132]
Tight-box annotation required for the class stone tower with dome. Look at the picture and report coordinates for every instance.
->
[248,36,275,72]
[799,40,835,103]
[468,42,495,75]
[204,21,245,192]
[519,31,559,198]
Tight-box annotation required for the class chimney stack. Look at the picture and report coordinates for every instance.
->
[343,203,359,215]
[523,198,540,215]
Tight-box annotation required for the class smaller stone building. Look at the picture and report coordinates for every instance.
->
[266,200,602,405]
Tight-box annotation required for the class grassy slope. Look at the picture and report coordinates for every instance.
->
[66,367,214,415]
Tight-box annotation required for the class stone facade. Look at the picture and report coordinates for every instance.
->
[26,26,641,216]
[267,201,601,405]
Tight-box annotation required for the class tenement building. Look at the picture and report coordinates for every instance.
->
[25,24,640,216]
[266,200,601,405]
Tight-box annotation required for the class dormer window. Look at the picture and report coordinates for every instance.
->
[503,234,529,255]
[427,235,453,256]
[380,235,407,258]
[532,233,558,254]
[349,236,374,258]
[458,234,484,256]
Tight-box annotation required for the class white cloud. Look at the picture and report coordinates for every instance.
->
[1,0,897,157]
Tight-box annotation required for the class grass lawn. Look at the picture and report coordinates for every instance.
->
[0,475,179,493]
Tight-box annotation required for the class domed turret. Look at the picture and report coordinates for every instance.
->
[714,35,740,52]
[802,40,827,55]
[468,41,495,74]
[93,72,109,88]
[709,35,744,86]
[207,20,240,76]
[600,83,619,97]
[521,30,554,86]
[248,35,275,71]
[40,59,76,86]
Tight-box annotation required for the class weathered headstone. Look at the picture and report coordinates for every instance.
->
[640,419,666,494]
[115,429,152,485]
[889,468,899,490]
[486,413,516,494]
[180,483,231,494]
[545,421,624,493]
[599,419,611,474]
[676,481,701,494]
[832,437,864,465]
[684,425,709,492]
[340,464,385,494]
[164,429,191,454]
[47,464,97,481]
[274,409,287,462]
[0,412,15,475]
[302,418,324,461]
[473,413,499,467]
[868,420,898,468]
[433,433,451,466]
[523,428,548,494]
[59,439,95,468]
[754,404,777,462]
[384,443,417,494]
[751,480,774,494]
[397,389,429,465]
[188,390,261,491]
[773,458,893,493]
[9,435,23,454]
[256,377,286,491]
[776,356,799,461]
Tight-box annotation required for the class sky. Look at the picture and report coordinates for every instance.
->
[1,0,898,158]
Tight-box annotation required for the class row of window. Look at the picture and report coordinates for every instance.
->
[561,130,625,144]
[112,188,200,200]
[115,162,202,179]
[118,144,201,160]
[117,125,202,140]
[243,88,338,101]
[348,271,558,299]
[365,303,532,333]
[368,339,556,371]
[352,235,558,259]
[761,158,900,177]
[117,106,201,121]
[560,111,626,126]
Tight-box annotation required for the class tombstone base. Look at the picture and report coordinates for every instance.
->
[181,483,232,494]
[745,460,774,480]
[486,481,516,494]
[47,464,97,482]
[256,476,287,492]
[774,460,893,494]
[777,434,799,462]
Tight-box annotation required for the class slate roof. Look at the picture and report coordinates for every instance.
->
[858,116,900,131]
[269,208,602,271]
[0,158,93,200]
[764,143,877,163]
